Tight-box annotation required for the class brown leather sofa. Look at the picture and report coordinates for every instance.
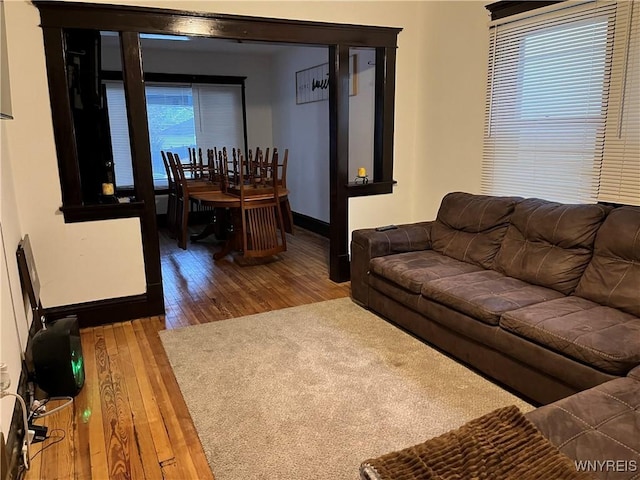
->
[351,192,640,405]
[525,365,640,479]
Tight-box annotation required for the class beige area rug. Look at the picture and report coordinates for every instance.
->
[159,298,533,480]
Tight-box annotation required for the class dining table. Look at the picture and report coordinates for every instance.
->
[190,188,291,260]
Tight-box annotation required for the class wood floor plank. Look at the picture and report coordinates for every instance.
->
[140,316,215,479]
[55,398,74,480]
[37,411,57,480]
[37,399,74,479]
[131,320,208,480]
[112,324,164,480]
[24,226,348,480]
[93,327,134,479]
[82,327,109,480]
[73,330,92,480]
[120,322,174,465]
[101,325,146,480]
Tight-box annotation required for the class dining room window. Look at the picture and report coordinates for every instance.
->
[104,79,246,189]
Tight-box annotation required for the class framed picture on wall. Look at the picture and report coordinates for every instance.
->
[296,55,357,105]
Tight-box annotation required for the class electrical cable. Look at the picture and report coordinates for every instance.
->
[28,397,50,422]
[28,428,66,462]
[31,396,73,418]
[0,391,31,470]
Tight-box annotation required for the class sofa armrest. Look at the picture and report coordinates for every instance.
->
[628,365,640,381]
[351,221,433,307]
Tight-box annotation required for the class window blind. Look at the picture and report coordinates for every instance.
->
[193,84,244,152]
[599,0,640,205]
[145,83,196,187]
[104,81,134,188]
[104,81,245,189]
[482,1,619,204]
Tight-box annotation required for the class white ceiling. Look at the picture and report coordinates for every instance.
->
[101,33,325,56]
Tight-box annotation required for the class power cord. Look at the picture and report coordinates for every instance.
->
[28,428,66,462]
[30,396,73,419]
[0,390,31,471]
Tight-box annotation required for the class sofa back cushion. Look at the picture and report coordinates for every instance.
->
[431,192,521,268]
[494,198,611,294]
[575,206,640,316]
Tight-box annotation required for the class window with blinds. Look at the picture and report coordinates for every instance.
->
[482,0,639,206]
[600,0,639,205]
[104,81,245,189]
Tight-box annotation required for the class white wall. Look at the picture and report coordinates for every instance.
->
[3,0,490,309]
[271,46,330,221]
[413,1,488,219]
[271,47,376,223]
[349,1,489,232]
[0,120,30,435]
[4,0,146,309]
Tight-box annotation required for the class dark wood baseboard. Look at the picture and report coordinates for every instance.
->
[44,291,165,328]
[292,211,330,238]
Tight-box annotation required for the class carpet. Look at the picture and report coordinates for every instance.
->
[159,298,533,480]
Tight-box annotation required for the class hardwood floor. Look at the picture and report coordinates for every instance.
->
[24,225,350,479]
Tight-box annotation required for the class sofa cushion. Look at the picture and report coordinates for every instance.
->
[421,270,564,326]
[369,250,482,294]
[501,297,640,375]
[494,199,611,295]
[526,377,640,477]
[575,206,640,317]
[430,192,520,269]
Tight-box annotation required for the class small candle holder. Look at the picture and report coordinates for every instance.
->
[355,167,369,184]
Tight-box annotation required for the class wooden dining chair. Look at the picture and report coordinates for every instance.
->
[167,151,219,249]
[272,148,294,234]
[161,151,178,238]
[243,147,293,234]
[207,148,221,184]
[238,151,287,259]
[220,147,243,192]
[185,147,210,179]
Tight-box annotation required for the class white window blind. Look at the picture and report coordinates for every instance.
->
[104,81,134,188]
[193,84,244,152]
[145,83,196,187]
[482,1,640,205]
[599,0,640,205]
[104,81,245,189]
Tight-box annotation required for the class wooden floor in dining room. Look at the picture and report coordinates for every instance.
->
[24,225,351,480]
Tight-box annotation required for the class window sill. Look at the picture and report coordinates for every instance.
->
[60,201,145,223]
[345,180,397,198]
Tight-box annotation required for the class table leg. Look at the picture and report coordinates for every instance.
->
[213,208,243,260]
[190,208,229,243]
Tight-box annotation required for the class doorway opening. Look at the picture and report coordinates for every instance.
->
[36,2,401,325]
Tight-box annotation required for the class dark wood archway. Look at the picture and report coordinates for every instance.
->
[36,1,401,325]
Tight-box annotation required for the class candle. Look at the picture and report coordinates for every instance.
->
[358,167,367,177]
[102,183,114,195]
